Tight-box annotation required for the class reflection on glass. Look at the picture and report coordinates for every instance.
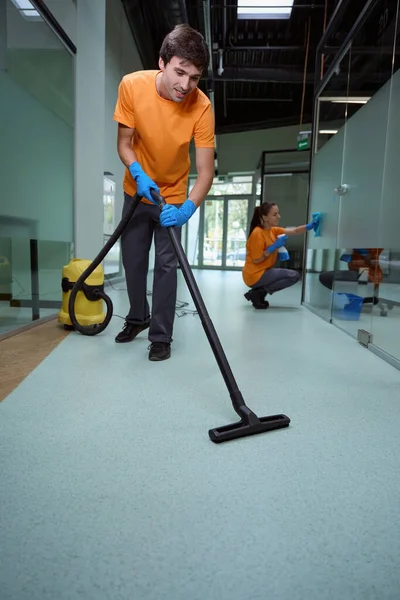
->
[38,240,72,302]
[204,200,223,266]
[304,249,336,320]
[226,199,248,267]
[328,248,381,337]
[1,1,74,335]
[0,238,32,334]
[0,237,71,335]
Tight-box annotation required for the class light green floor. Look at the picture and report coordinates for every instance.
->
[1,270,400,600]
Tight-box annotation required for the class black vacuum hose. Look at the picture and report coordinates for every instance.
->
[68,193,142,336]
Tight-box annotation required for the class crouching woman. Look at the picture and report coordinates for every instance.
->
[242,202,318,309]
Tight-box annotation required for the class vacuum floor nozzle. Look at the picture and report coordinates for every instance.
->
[209,413,290,443]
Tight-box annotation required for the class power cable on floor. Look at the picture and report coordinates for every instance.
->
[105,275,198,318]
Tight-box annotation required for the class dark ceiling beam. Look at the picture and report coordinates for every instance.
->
[227,98,293,102]
[214,46,310,52]
[323,46,400,55]
[212,4,326,8]
[315,0,382,97]
[121,0,188,69]
[213,46,400,55]
[215,67,316,83]
[214,65,387,84]
[316,0,349,54]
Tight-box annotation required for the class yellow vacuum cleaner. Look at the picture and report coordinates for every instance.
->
[58,259,109,332]
[60,194,141,336]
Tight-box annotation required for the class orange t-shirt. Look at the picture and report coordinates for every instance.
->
[242,226,285,287]
[113,70,215,205]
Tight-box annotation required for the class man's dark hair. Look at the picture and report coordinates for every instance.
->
[160,24,210,73]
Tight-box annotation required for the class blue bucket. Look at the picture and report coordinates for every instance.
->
[332,292,364,321]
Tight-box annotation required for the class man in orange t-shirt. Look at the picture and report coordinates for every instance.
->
[113,24,215,361]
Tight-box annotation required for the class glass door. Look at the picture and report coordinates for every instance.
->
[183,195,252,269]
[331,2,397,340]
[365,1,400,366]
[203,198,224,267]
[225,198,249,268]
[303,46,353,321]
[305,0,400,356]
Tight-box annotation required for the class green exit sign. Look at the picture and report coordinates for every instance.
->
[297,138,309,151]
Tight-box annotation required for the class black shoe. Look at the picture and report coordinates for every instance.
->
[148,342,171,362]
[115,321,149,343]
[244,289,269,309]
[253,300,269,309]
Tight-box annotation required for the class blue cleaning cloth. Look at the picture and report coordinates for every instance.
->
[312,211,322,237]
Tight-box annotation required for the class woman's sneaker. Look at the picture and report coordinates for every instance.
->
[244,289,269,309]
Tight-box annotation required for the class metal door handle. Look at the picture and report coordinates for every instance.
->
[334,184,349,196]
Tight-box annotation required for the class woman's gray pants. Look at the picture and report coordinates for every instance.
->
[251,268,300,294]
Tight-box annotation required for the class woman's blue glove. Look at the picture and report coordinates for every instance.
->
[160,199,197,228]
[129,161,160,203]
[306,215,319,231]
[267,234,288,253]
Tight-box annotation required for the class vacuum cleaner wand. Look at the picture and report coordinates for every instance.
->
[150,190,290,443]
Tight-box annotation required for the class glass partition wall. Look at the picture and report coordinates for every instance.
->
[304,0,400,369]
[0,0,74,336]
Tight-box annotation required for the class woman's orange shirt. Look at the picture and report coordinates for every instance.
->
[242,226,285,287]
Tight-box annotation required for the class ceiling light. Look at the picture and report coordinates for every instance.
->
[319,96,371,104]
[265,173,293,177]
[22,9,40,17]
[10,0,41,19]
[319,130,338,135]
[237,0,294,20]
[331,98,370,104]
[10,0,34,8]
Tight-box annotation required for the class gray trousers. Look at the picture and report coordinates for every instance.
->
[251,268,300,294]
[121,193,181,343]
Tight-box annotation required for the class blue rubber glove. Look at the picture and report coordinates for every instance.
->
[159,199,197,228]
[306,215,319,231]
[129,161,160,204]
[267,234,288,253]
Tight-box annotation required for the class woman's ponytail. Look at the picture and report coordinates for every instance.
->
[248,206,262,238]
